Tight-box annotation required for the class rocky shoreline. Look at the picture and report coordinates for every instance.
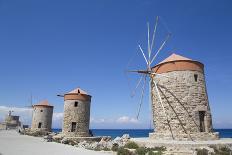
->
[19,129,232,155]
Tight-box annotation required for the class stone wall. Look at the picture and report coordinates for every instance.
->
[62,99,90,137]
[31,106,53,131]
[0,123,6,130]
[150,70,219,140]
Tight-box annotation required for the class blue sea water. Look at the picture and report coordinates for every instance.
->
[52,129,232,139]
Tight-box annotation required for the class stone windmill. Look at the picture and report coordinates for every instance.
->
[58,87,92,137]
[31,100,54,131]
[129,16,219,141]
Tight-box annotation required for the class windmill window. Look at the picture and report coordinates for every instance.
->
[74,102,78,107]
[71,122,76,132]
[194,74,198,82]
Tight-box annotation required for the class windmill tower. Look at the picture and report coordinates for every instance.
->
[31,100,54,131]
[129,17,219,141]
[59,87,92,137]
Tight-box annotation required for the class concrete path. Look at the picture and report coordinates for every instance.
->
[0,130,113,155]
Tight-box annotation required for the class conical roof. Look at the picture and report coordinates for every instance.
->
[64,87,91,101]
[158,53,192,65]
[33,100,53,107]
[66,87,88,95]
[152,53,204,74]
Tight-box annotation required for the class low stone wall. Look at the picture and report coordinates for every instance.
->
[149,132,219,141]
[22,128,51,137]
[52,133,104,143]
[0,124,6,130]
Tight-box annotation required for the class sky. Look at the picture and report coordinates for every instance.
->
[0,0,232,129]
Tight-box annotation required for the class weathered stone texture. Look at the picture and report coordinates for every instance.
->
[31,106,53,131]
[150,70,219,140]
[62,99,91,137]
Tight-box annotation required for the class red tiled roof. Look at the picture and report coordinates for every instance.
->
[158,53,192,65]
[67,88,88,95]
[33,100,53,107]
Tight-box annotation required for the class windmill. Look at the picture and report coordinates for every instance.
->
[126,16,188,140]
[127,16,219,141]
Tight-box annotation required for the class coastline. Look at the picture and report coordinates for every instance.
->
[0,130,113,155]
[52,128,232,139]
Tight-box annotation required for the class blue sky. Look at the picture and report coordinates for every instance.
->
[0,0,231,129]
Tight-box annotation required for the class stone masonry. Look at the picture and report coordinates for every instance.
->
[62,88,91,137]
[31,101,53,132]
[149,54,219,141]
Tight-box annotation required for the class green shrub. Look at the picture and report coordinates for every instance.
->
[117,147,132,155]
[103,147,110,151]
[136,147,148,155]
[209,145,232,155]
[214,146,231,155]
[196,148,208,155]
[93,147,101,151]
[112,143,119,151]
[124,141,139,149]
[148,150,156,155]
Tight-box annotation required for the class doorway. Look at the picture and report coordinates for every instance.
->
[38,122,42,128]
[199,111,205,132]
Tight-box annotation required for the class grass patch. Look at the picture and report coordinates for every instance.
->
[136,147,147,155]
[147,150,156,155]
[117,147,133,155]
[124,141,139,149]
[116,145,166,155]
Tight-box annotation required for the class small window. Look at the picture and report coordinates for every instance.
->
[194,74,198,82]
[40,110,43,112]
[74,102,78,107]
[71,122,76,132]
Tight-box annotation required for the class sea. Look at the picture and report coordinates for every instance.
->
[52,129,232,139]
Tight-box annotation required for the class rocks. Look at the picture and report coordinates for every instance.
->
[24,130,134,153]
[122,134,130,139]
[52,134,64,143]
[100,136,111,142]
[49,134,134,152]
[44,135,53,142]
[43,132,58,142]
[111,134,130,147]
[61,137,69,144]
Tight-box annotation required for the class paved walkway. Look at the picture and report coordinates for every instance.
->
[0,130,113,155]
